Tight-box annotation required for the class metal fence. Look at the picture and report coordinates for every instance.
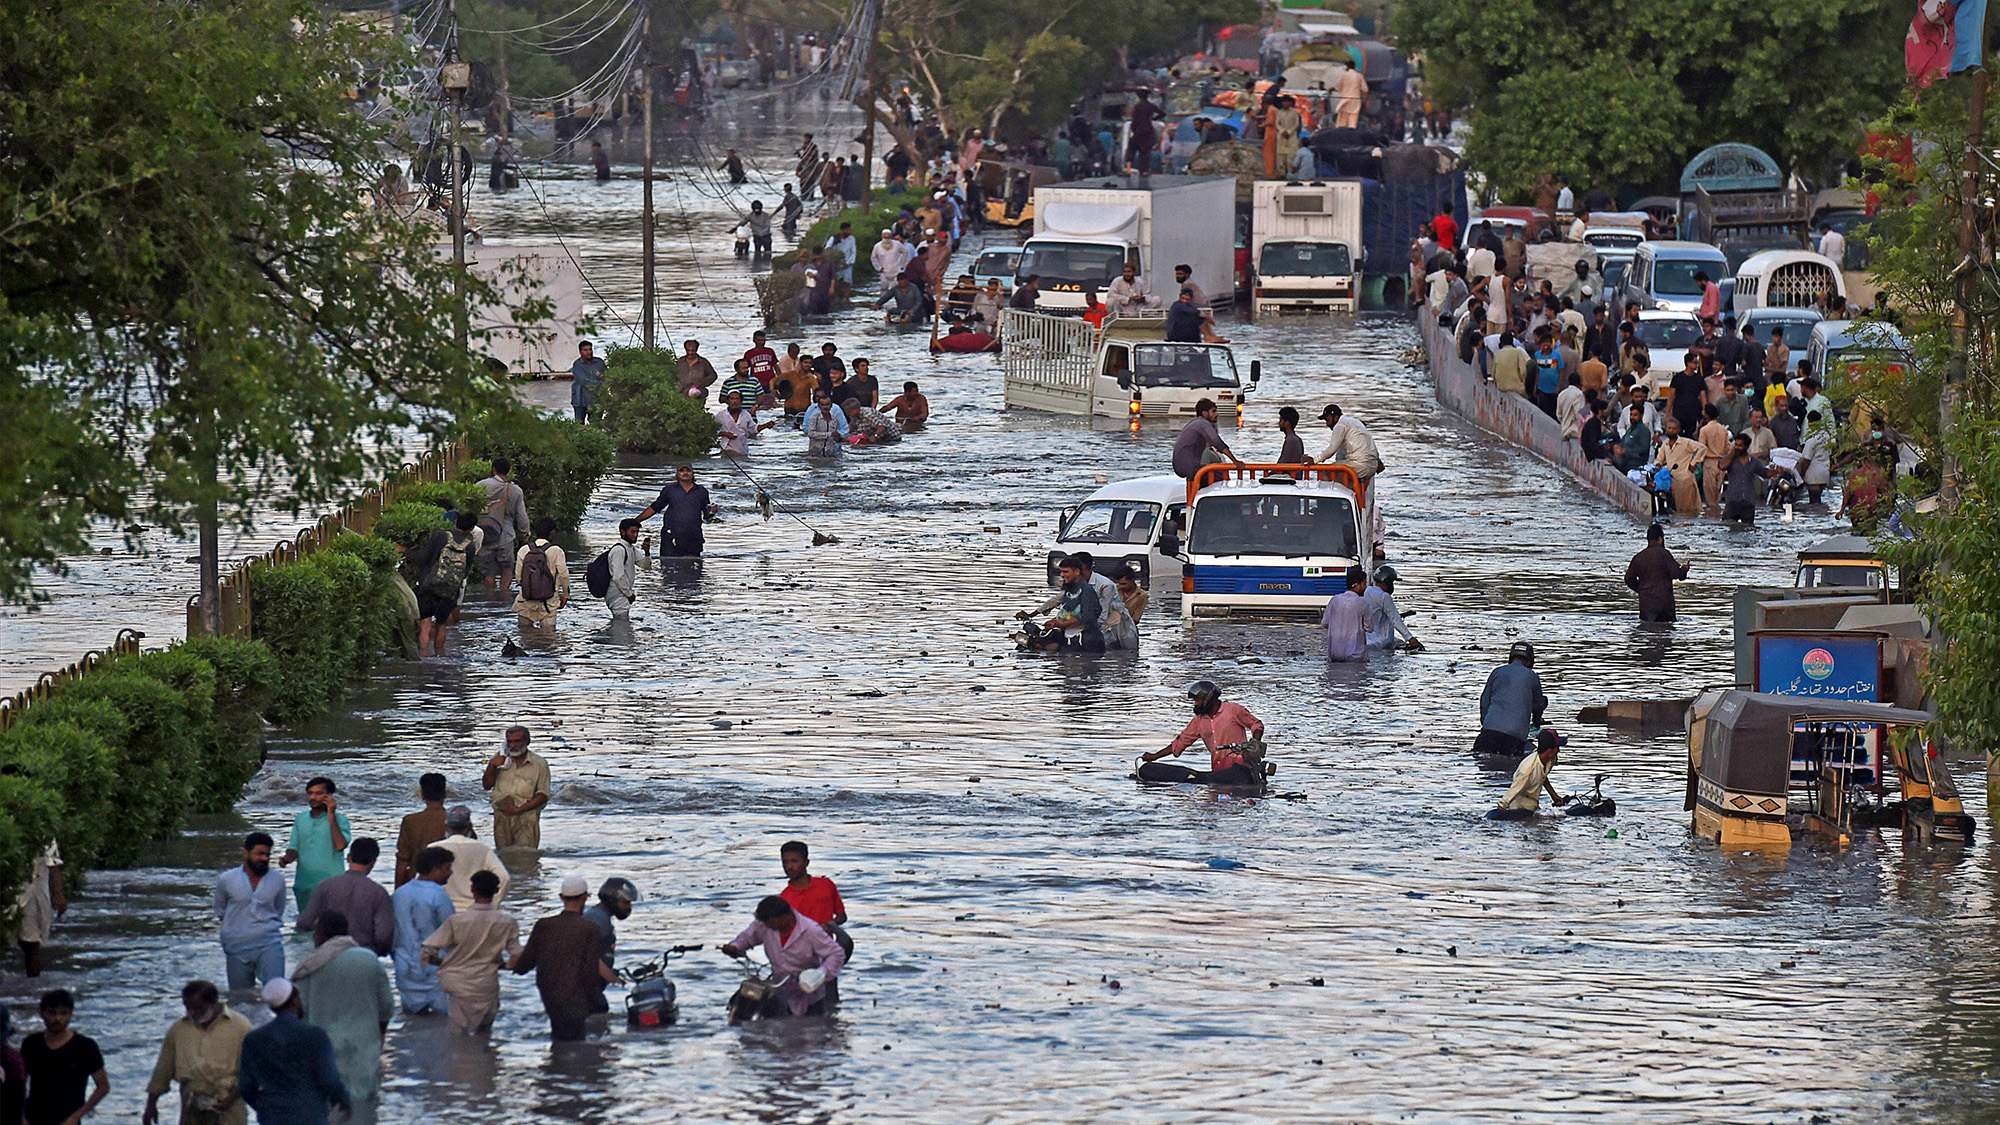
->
[0,629,147,730]
[186,442,470,638]
[999,309,1100,393]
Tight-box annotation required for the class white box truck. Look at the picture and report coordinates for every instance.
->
[1250,179,1363,314]
[1016,175,1236,312]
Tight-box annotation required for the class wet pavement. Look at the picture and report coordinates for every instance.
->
[6,96,2000,1124]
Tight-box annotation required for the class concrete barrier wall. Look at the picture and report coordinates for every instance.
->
[1419,308,1653,520]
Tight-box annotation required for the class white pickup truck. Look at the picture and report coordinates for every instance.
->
[1000,309,1259,426]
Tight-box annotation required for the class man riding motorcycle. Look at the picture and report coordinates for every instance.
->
[1137,681,1268,785]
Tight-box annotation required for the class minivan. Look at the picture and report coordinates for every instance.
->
[1620,241,1730,318]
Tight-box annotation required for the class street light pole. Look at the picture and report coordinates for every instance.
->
[641,4,657,351]
[445,0,469,356]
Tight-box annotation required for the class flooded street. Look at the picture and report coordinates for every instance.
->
[9,97,2000,1124]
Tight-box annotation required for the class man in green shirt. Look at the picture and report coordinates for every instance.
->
[281,778,351,913]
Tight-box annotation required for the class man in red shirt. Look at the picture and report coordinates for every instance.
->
[1137,681,1267,785]
[742,330,780,390]
[778,841,848,1005]
[1431,209,1459,254]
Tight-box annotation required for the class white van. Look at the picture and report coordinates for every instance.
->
[1045,475,1187,587]
[1730,249,1845,317]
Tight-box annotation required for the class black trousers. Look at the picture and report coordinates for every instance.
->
[1724,500,1756,524]
[1472,729,1528,758]
[1136,761,1261,785]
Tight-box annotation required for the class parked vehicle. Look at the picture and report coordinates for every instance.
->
[1000,309,1257,423]
[1619,241,1730,317]
[1018,176,1236,311]
[1794,534,1895,596]
[1806,319,1911,391]
[1729,250,1845,317]
[1738,307,1821,355]
[1180,463,1371,619]
[1044,475,1186,587]
[1633,310,1703,392]
[976,160,1057,228]
[971,248,1022,298]
[1461,205,1552,248]
[1250,179,1364,313]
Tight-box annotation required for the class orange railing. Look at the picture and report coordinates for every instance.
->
[1186,462,1366,508]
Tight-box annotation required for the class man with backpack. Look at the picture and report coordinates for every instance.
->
[512,517,570,628]
[476,458,531,591]
[585,518,644,619]
[407,512,481,657]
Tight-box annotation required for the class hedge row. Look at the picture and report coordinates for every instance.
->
[595,349,722,456]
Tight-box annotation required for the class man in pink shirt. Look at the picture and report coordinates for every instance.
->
[1696,271,1720,324]
[722,897,846,1018]
[1137,682,1267,785]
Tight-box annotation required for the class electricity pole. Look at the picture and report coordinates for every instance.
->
[445,0,470,356]
[641,3,657,350]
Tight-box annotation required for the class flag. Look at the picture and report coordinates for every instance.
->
[1909,0,1958,86]
[1950,0,1988,73]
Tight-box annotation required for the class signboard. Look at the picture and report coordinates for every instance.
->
[1754,633,1881,701]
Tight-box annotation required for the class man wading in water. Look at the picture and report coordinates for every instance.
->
[635,465,716,558]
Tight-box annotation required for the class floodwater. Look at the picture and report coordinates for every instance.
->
[8,94,2000,1125]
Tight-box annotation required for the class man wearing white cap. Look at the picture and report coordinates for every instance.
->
[510,876,615,1041]
[237,978,349,1125]
[871,230,910,297]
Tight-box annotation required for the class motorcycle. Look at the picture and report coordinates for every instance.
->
[622,944,705,1028]
[723,950,799,1025]
[1563,773,1617,818]
[1131,740,1276,786]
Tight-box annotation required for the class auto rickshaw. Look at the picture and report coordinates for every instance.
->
[1685,689,1969,849]
[976,159,1057,228]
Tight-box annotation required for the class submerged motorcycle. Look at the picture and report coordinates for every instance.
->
[622,944,706,1028]
[1131,739,1275,788]
[1563,773,1617,817]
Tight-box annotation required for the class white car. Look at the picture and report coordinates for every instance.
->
[1634,310,1703,392]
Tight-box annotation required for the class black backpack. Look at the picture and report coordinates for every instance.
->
[519,541,557,602]
[585,549,612,599]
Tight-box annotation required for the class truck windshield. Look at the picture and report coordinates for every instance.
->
[1189,493,1357,558]
[1259,241,1352,278]
[1652,259,1710,296]
[1017,243,1126,286]
[1131,345,1238,389]
[1061,500,1159,545]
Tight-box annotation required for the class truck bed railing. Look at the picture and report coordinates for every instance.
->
[1187,462,1365,507]
[1691,185,1810,231]
[1000,309,1100,392]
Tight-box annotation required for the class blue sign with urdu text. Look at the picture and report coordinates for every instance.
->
[1755,634,1880,701]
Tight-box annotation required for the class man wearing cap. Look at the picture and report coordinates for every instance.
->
[511,876,616,1041]
[1476,643,1548,759]
[482,726,552,850]
[1363,566,1421,651]
[721,896,846,1018]
[582,878,637,1014]
[237,979,349,1125]
[1307,403,1384,478]
[871,229,910,297]
[1491,729,1571,820]
[390,846,455,1015]
[422,870,520,1037]
[1320,566,1370,662]
[435,806,510,911]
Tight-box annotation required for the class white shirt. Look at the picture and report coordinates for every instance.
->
[1557,185,1574,212]
[1107,275,1157,314]
[1818,229,1846,264]
[1466,246,1496,281]
[436,833,510,911]
[714,406,761,455]
[1499,751,1550,810]
[1556,384,1587,438]
[1317,417,1381,473]
[871,238,906,277]
[1426,270,1451,308]
[1485,274,1507,321]
[608,540,640,599]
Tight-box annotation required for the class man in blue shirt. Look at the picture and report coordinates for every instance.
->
[1476,642,1548,758]
[634,465,716,558]
[1531,327,1563,419]
[239,978,349,1125]
[1320,566,1369,663]
[803,390,849,457]
[391,846,455,1014]
[569,341,606,424]
[215,832,287,989]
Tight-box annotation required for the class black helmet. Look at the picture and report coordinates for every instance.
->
[1187,680,1221,715]
[598,877,638,904]
[1509,641,1535,665]
[1373,565,1399,592]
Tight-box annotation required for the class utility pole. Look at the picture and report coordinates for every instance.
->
[858,85,875,209]
[1947,61,1988,513]
[444,0,470,356]
[641,2,657,350]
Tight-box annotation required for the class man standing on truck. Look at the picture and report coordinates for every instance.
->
[1306,403,1383,479]
[1171,399,1243,478]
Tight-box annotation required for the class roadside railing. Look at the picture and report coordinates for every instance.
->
[186,442,468,638]
[0,628,147,730]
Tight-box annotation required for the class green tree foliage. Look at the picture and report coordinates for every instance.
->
[465,412,617,528]
[574,351,721,457]
[1398,0,1904,198]
[1,0,538,614]
[371,502,456,553]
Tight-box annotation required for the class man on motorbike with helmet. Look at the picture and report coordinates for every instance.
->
[1137,682,1268,785]
[583,878,637,1014]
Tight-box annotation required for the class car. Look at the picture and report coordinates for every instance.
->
[970,248,1021,297]
[1633,310,1703,392]
[1739,307,1821,356]
[1045,475,1186,587]
[1621,241,1730,318]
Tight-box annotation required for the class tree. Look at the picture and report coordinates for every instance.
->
[1397,0,1905,198]
[1,0,541,620]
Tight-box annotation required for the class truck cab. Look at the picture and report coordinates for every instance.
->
[999,310,1257,424]
[1014,238,1134,309]
[1180,464,1371,618]
[1019,177,1237,312]
[1251,179,1364,313]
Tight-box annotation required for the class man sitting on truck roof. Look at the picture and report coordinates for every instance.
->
[1171,400,1242,479]
[1171,265,1229,343]
[1107,262,1162,317]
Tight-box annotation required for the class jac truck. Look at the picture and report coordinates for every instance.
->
[1015,175,1236,312]
[1250,179,1364,313]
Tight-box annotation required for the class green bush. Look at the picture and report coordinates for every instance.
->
[0,719,116,879]
[371,500,452,553]
[177,636,278,811]
[324,532,400,572]
[594,349,720,456]
[250,557,341,722]
[43,672,199,858]
[466,410,616,528]
[397,479,486,516]
[454,458,493,484]
[0,772,67,927]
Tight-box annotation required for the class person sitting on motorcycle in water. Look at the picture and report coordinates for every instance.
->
[1137,681,1266,785]
[1489,728,1571,820]
[1016,556,1104,652]
[721,896,846,1018]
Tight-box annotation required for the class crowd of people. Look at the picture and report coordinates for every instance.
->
[2,732,852,1124]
